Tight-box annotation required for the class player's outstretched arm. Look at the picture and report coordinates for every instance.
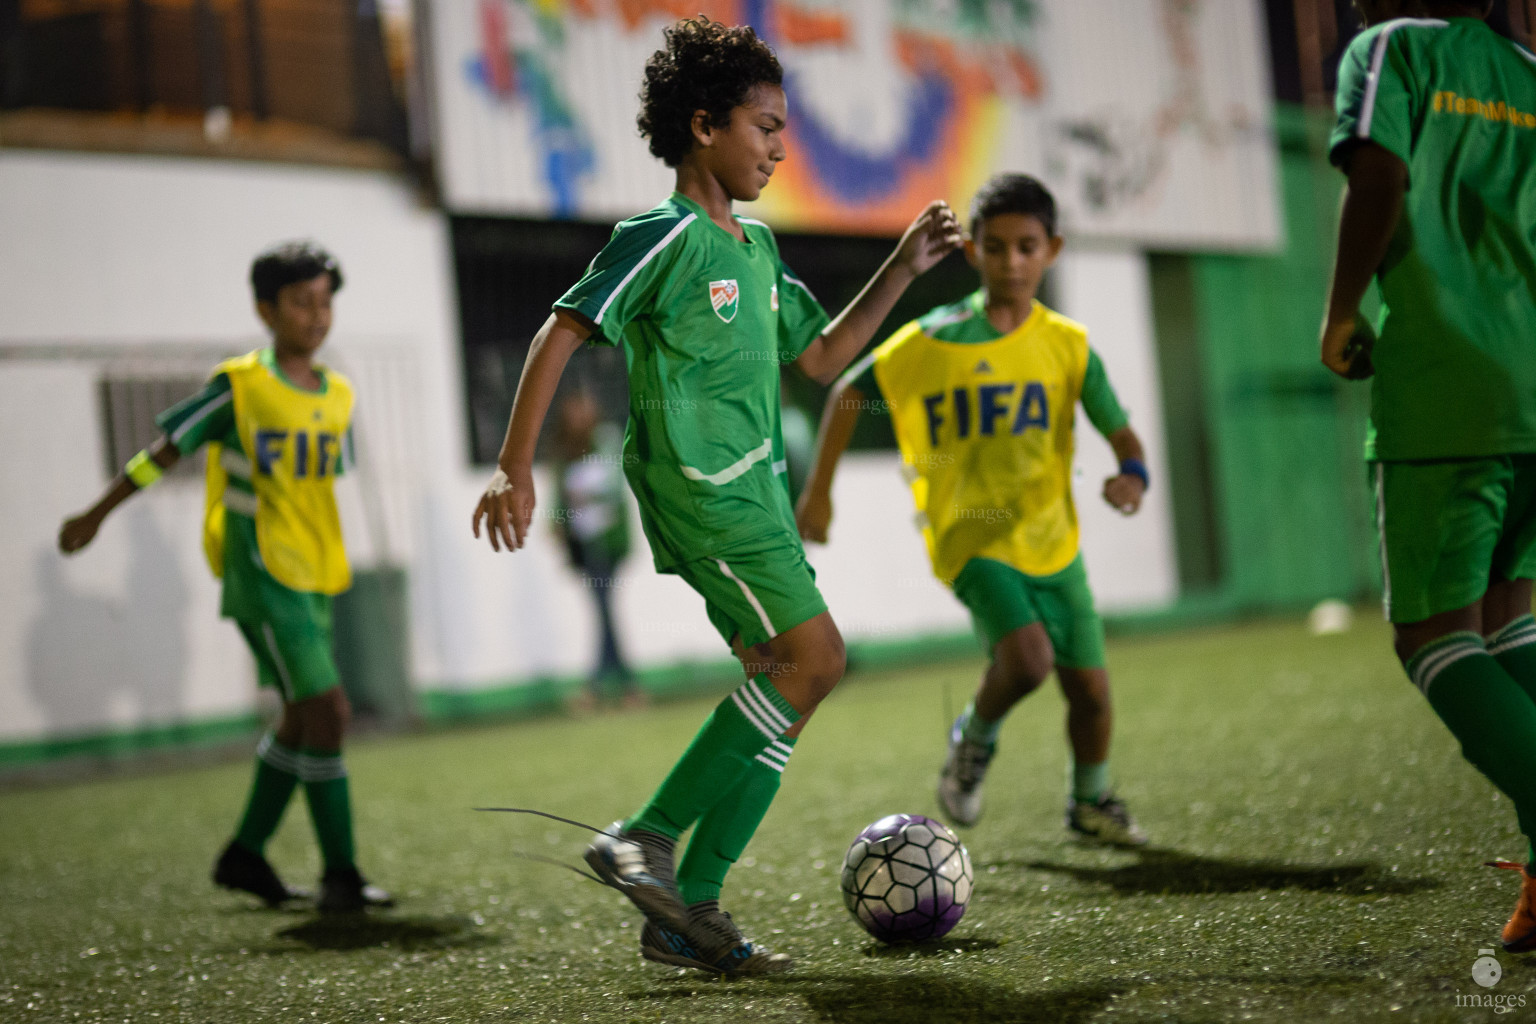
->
[794,202,961,385]
[796,380,867,543]
[59,437,181,554]
[473,309,591,553]
[1320,142,1406,378]
[1100,426,1147,516]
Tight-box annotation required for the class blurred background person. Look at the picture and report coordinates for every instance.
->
[553,390,642,712]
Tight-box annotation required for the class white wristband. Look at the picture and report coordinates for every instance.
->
[487,468,514,496]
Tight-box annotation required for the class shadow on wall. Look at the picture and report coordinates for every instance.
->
[27,506,190,733]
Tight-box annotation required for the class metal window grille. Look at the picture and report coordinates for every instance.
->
[98,372,207,480]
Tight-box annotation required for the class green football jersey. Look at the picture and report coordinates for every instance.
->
[844,291,1129,439]
[555,192,831,569]
[1332,17,1536,460]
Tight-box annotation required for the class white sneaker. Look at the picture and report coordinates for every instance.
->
[937,717,994,828]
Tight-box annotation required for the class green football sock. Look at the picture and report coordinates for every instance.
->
[676,736,796,905]
[1486,614,1536,867]
[628,675,800,840]
[298,749,355,871]
[1071,760,1110,803]
[959,702,1002,746]
[1488,615,1536,701]
[1409,633,1536,845]
[233,732,300,853]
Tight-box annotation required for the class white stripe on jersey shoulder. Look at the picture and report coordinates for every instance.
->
[170,389,232,444]
[1359,18,1447,139]
[781,271,818,302]
[594,213,697,325]
[737,217,770,228]
[1515,41,1536,65]
[924,305,976,331]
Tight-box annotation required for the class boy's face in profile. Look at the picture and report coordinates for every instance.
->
[257,273,334,357]
[695,83,788,202]
[965,213,1062,306]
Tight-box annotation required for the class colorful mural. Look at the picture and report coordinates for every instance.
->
[431,0,1277,248]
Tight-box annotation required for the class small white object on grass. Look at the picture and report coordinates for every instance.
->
[1308,599,1353,636]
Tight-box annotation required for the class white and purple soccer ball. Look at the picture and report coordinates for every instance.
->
[840,813,973,944]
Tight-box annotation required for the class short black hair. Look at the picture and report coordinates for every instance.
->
[250,240,343,303]
[970,174,1058,238]
[637,16,782,167]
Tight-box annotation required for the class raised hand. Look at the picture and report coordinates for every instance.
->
[895,201,963,276]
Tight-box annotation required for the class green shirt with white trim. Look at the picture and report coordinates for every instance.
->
[555,192,831,570]
[845,290,1130,439]
[1332,17,1536,459]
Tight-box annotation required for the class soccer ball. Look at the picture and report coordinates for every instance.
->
[840,813,973,943]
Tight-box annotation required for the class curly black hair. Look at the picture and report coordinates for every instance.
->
[637,16,783,167]
[250,240,344,303]
[970,174,1057,237]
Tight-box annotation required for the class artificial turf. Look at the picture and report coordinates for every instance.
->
[1,614,1530,1023]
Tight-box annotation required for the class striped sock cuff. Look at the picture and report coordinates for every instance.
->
[295,749,349,783]
[754,737,797,773]
[729,675,801,741]
[1488,615,1536,657]
[1405,631,1486,696]
[255,732,302,777]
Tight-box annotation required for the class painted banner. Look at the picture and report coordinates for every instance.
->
[426,0,1279,248]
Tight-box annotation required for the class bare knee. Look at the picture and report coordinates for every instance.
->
[994,626,1054,694]
[293,686,351,752]
[1058,666,1111,715]
[752,613,845,712]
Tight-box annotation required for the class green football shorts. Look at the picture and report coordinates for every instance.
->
[672,537,827,650]
[236,604,339,703]
[1372,456,1536,623]
[222,511,342,702]
[952,554,1106,669]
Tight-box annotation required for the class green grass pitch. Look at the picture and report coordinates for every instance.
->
[3,615,1531,1022]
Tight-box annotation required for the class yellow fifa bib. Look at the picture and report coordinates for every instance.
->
[872,302,1090,583]
[202,350,354,594]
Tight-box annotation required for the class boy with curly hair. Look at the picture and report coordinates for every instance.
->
[472,16,959,974]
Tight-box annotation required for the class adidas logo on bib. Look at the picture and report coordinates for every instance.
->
[974,359,994,374]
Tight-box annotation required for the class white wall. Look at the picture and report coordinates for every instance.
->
[0,150,1176,748]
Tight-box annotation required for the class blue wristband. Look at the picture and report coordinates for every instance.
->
[1118,457,1149,488]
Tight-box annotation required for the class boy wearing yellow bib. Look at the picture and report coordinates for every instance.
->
[798,175,1149,845]
[59,242,392,913]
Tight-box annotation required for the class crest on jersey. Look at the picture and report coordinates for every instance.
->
[710,279,740,323]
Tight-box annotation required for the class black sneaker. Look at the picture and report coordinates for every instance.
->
[212,840,305,907]
[317,866,395,915]
[1066,793,1149,847]
[584,822,689,930]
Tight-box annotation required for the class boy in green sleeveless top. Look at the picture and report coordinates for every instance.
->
[1321,0,1536,951]
[472,16,959,974]
[60,242,391,915]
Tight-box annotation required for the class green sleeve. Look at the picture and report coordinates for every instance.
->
[553,211,691,347]
[1330,24,1417,171]
[1080,349,1129,438]
[154,372,235,455]
[776,261,831,362]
